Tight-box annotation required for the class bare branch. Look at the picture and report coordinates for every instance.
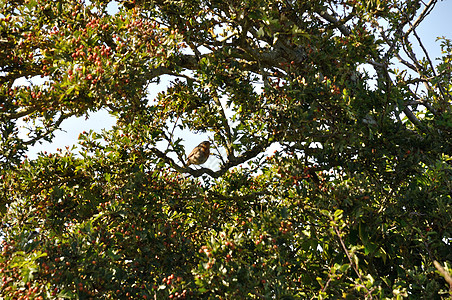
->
[410,27,448,102]
[394,52,422,73]
[22,111,78,146]
[211,95,234,158]
[405,0,437,37]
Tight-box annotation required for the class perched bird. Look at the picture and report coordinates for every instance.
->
[186,141,210,166]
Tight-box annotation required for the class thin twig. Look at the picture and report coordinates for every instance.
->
[211,93,234,158]
[333,223,373,299]
[411,27,448,102]
[404,0,437,37]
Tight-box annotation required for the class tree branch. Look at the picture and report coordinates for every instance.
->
[3,107,39,120]
[404,0,437,38]
[207,190,270,202]
[22,111,78,146]
[317,10,351,36]
[433,260,452,296]
[333,223,374,299]
[402,106,425,131]
[211,95,234,159]
[150,140,271,178]
[410,27,448,102]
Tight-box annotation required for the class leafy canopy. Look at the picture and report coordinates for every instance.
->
[1,0,451,299]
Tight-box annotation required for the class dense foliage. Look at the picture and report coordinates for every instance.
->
[1,0,451,298]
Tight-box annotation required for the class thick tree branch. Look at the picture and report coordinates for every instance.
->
[317,10,351,36]
[3,107,39,120]
[403,106,425,130]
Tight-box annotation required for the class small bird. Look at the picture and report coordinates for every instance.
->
[186,141,210,166]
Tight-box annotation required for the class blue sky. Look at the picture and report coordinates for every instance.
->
[416,0,451,59]
[23,1,452,162]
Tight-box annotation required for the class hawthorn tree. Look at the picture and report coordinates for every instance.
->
[1,0,452,299]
